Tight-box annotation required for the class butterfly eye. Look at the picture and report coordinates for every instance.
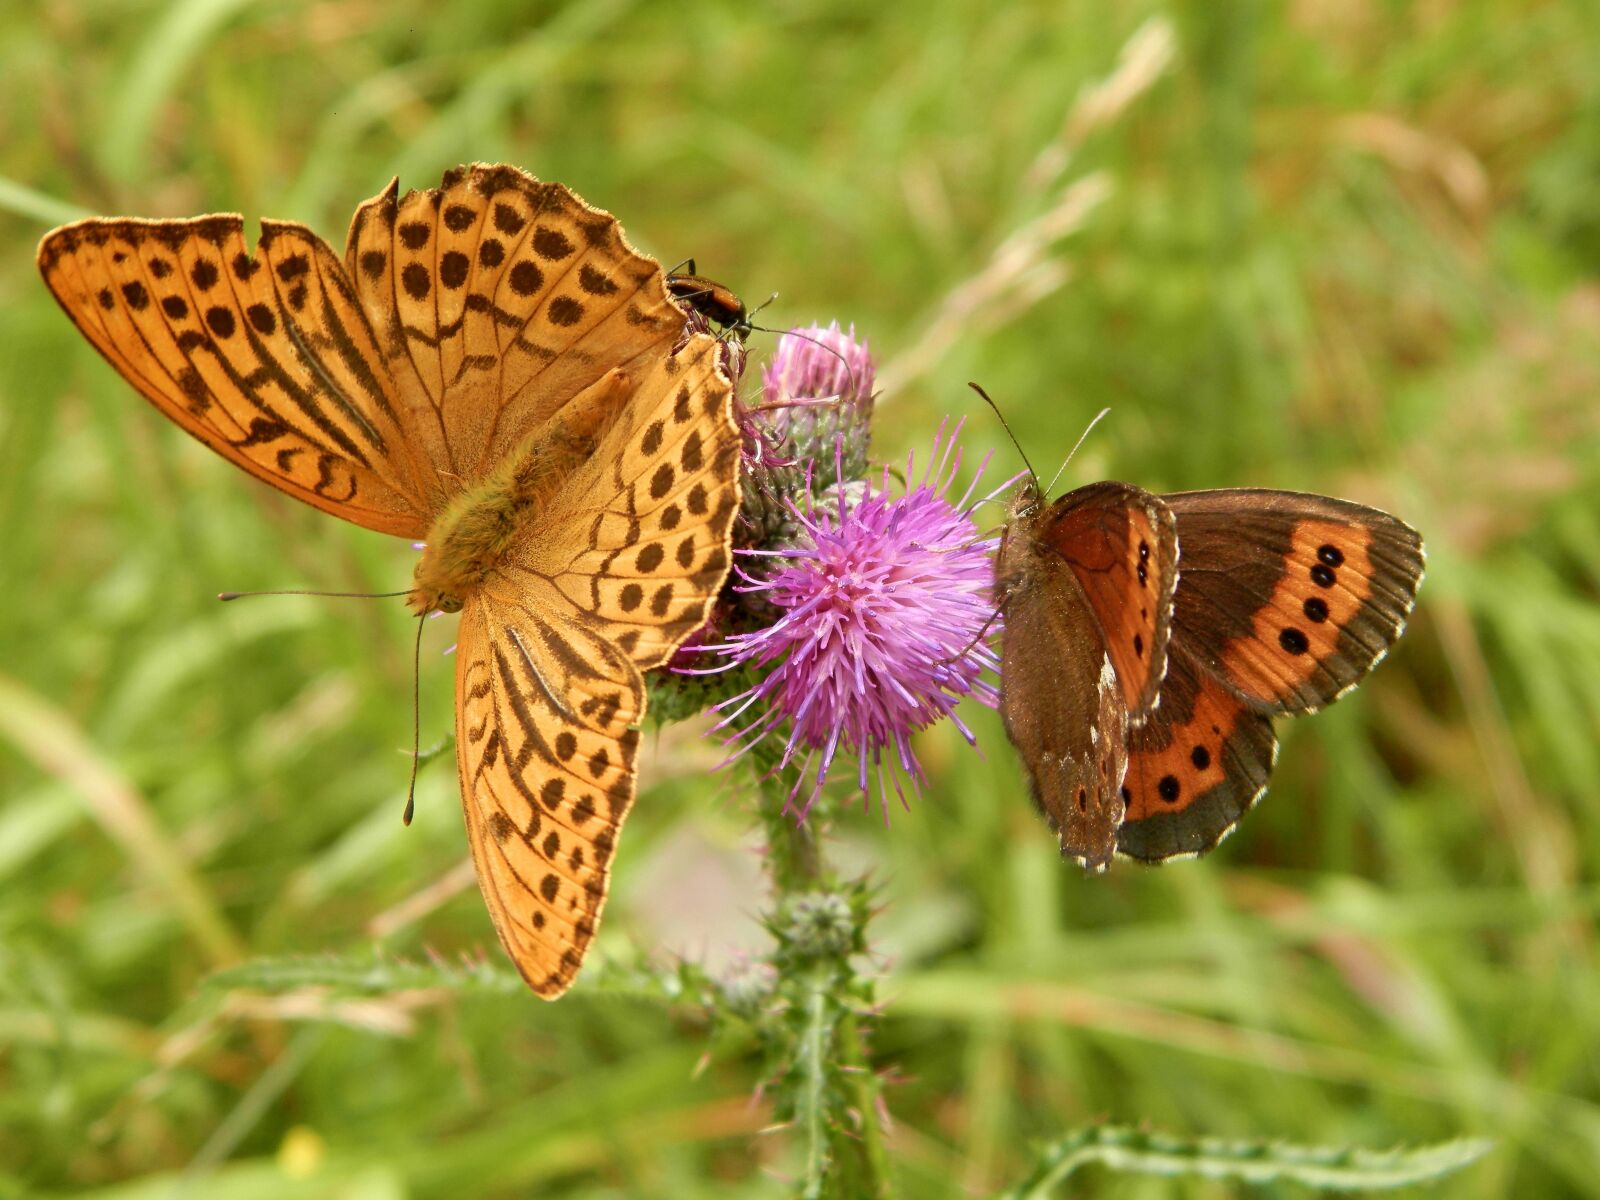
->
[439,597,464,614]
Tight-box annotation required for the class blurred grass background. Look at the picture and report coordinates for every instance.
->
[2,0,1599,1196]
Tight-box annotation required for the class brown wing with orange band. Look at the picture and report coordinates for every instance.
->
[1159,490,1424,715]
[1117,644,1277,861]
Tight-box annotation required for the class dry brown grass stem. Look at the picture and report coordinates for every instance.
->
[878,18,1176,399]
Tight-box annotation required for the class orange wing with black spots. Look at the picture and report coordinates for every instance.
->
[1160,490,1425,715]
[37,163,686,530]
[1117,644,1277,861]
[512,331,741,669]
[454,587,642,998]
[37,214,431,536]
[344,163,684,503]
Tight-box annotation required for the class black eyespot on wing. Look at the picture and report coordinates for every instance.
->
[509,261,542,296]
[402,263,430,299]
[440,251,469,289]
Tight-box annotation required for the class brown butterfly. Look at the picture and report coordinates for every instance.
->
[996,475,1423,869]
[37,163,742,998]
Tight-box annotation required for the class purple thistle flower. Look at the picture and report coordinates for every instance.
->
[706,420,1002,821]
[739,323,879,552]
[743,323,878,530]
[761,321,875,416]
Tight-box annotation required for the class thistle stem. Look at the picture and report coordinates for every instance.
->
[839,1008,894,1197]
[747,749,892,1198]
[777,809,822,885]
[797,971,833,1199]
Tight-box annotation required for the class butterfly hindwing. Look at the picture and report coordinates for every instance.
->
[1116,644,1278,861]
[37,215,429,536]
[523,331,741,668]
[456,589,640,998]
[1161,490,1425,715]
[458,330,738,994]
[1034,481,1178,720]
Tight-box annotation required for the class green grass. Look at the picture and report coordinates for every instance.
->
[3,0,1599,1195]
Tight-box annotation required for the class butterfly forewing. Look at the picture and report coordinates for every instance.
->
[345,164,683,496]
[38,216,429,536]
[997,489,1130,869]
[1114,490,1423,860]
[1161,490,1424,715]
[1035,481,1178,721]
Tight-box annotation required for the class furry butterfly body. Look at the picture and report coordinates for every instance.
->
[38,163,742,997]
[996,477,1423,868]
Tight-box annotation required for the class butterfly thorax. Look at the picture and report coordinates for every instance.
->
[410,487,519,615]
[993,481,1046,606]
[409,368,635,615]
[408,437,594,614]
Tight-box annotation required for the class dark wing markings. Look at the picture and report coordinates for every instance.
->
[508,625,576,720]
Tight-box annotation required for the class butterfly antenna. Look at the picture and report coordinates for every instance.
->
[967,382,1041,492]
[219,588,413,602]
[403,612,425,826]
[1044,406,1111,496]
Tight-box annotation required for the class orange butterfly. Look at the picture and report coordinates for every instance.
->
[38,163,742,997]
